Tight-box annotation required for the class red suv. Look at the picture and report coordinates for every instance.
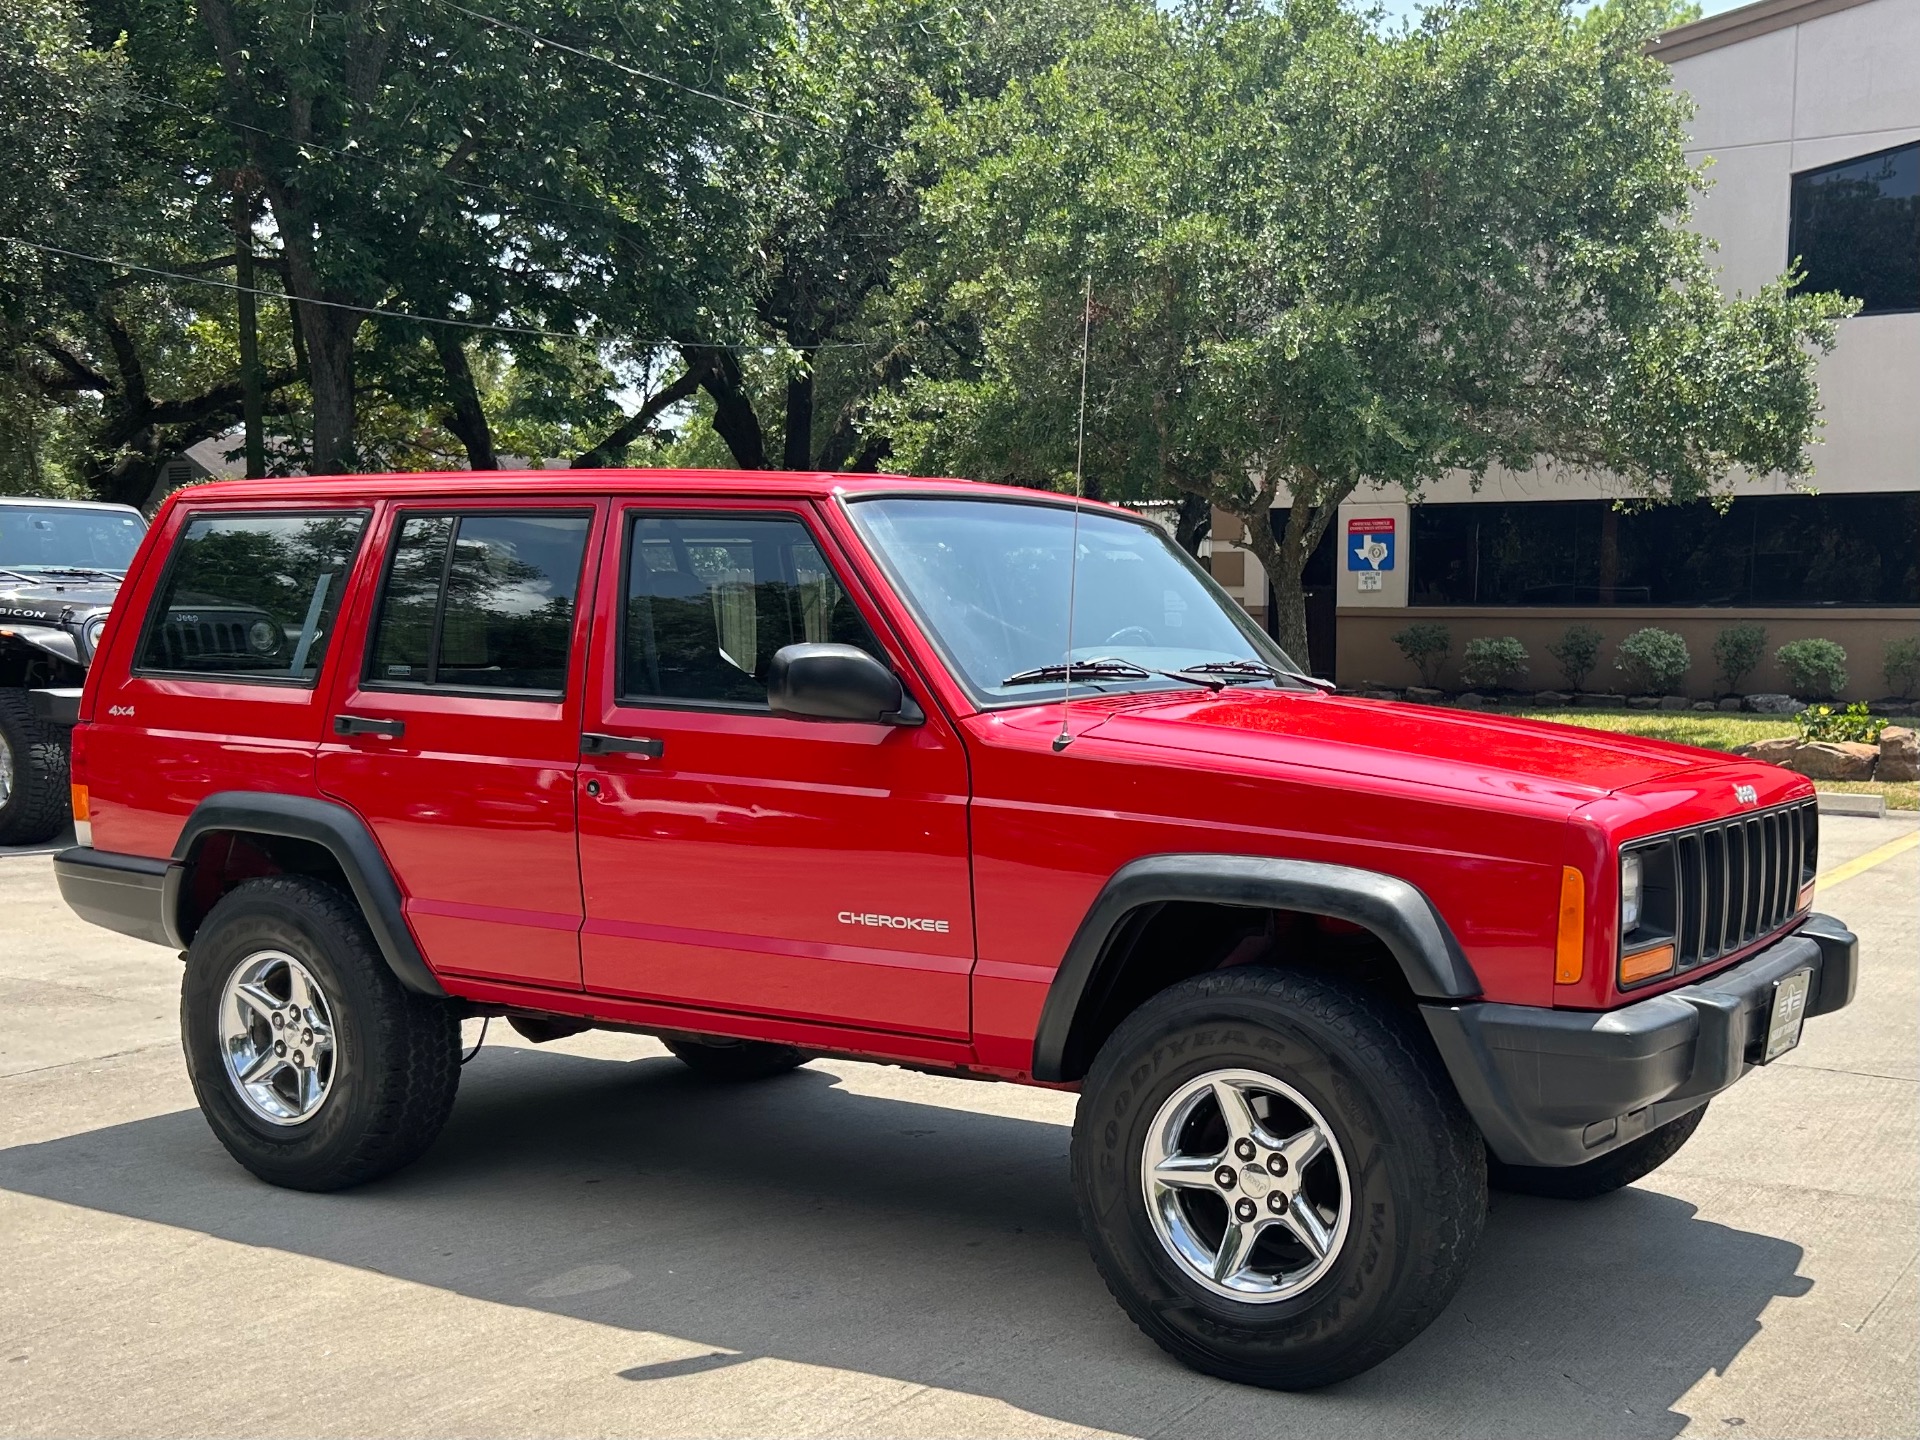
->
[54,470,1855,1388]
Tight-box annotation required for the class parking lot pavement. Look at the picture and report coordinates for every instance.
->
[1,817,1914,1440]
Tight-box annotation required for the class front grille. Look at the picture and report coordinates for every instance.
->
[1646,799,1817,971]
[154,616,250,665]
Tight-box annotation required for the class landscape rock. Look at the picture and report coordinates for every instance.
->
[1534,691,1571,706]
[1404,686,1443,705]
[1738,738,1804,766]
[1746,693,1806,715]
[1453,692,1486,710]
[1659,695,1690,711]
[1692,701,1717,711]
[1573,692,1616,708]
[1626,694,1661,710]
[1879,726,1918,783]
[1718,696,1744,712]
[1792,741,1879,781]
[1359,689,1401,701]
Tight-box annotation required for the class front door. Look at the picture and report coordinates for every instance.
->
[576,503,972,1039]
[318,501,602,989]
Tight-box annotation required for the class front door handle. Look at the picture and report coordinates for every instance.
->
[581,732,664,759]
[333,714,406,739]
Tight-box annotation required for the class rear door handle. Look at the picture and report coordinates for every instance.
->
[333,714,406,739]
[581,732,664,759]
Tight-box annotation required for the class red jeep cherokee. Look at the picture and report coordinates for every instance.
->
[54,470,1855,1388]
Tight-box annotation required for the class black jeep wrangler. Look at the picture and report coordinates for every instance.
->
[0,497,146,844]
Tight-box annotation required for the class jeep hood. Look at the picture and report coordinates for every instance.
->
[1081,689,1717,805]
[0,578,121,624]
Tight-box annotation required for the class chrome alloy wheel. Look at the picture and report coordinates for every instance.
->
[218,950,338,1125]
[1140,1068,1352,1302]
[0,729,14,809]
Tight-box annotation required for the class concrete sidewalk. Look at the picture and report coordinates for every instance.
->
[1,816,1914,1438]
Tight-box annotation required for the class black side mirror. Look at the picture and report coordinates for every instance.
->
[768,643,924,725]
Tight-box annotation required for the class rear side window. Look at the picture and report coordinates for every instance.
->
[622,513,881,706]
[366,511,592,696]
[137,511,369,683]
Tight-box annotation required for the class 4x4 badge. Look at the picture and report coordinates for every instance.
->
[1733,783,1758,805]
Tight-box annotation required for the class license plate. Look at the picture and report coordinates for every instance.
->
[1762,969,1813,1063]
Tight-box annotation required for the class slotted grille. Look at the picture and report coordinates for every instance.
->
[153,616,250,666]
[1655,799,1817,971]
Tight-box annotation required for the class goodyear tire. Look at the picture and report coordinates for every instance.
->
[1489,1104,1708,1200]
[181,875,461,1191]
[1071,967,1486,1389]
[0,689,69,846]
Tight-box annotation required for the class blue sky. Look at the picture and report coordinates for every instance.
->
[1369,0,1751,25]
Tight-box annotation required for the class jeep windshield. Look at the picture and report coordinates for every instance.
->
[847,495,1308,705]
[0,505,145,577]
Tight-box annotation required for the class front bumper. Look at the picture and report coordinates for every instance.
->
[1423,914,1857,1168]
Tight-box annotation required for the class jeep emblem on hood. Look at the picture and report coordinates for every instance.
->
[1733,783,1758,805]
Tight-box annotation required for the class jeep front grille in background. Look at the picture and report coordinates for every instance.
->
[1624,800,1817,973]
[154,616,250,665]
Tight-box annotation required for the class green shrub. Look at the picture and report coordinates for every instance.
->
[1547,623,1603,690]
[1796,702,1885,745]
[1775,638,1848,700]
[1460,636,1529,689]
[1713,624,1766,693]
[1884,636,1920,699]
[1615,627,1690,694]
[1392,622,1451,687]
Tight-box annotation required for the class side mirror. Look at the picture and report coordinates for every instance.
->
[768,643,924,725]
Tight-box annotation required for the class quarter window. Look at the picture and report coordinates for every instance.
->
[621,513,880,706]
[137,511,369,682]
[1789,143,1919,316]
[366,511,592,695]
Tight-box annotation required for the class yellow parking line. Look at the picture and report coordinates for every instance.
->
[1815,831,1920,892]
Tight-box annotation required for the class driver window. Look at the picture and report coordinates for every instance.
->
[621,513,881,706]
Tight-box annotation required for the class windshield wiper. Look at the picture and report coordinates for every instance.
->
[1000,658,1155,686]
[1176,660,1333,691]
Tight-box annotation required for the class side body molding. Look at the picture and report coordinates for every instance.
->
[169,791,447,998]
[1030,854,1480,1082]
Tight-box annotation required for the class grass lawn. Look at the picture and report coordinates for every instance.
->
[1495,705,1917,811]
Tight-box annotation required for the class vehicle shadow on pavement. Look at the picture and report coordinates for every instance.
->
[0,1045,1810,1438]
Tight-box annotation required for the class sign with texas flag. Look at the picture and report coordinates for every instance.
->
[1347,516,1396,571]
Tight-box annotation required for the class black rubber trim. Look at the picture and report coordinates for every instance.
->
[170,791,447,997]
[1422,914,1855,1168]
[1030,853,1480,1082]
[29,687,82,726]
[52,848,175,947]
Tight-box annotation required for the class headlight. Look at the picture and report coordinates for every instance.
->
[82,614,109,657]
[1620,853,1643,932]
[248,620,280,654]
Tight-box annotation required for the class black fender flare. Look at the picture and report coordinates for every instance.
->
[167,791,447,998]
[1030,853,1480,1082]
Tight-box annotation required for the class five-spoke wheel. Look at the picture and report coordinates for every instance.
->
[219,950,338,1124]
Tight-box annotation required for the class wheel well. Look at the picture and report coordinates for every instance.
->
[1054,902,1419,1082]
[176,829,355,945]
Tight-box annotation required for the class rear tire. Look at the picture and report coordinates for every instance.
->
[0,689,69,846]
[664,1036,808,1081]
[1071,967,1486,1390]
[1489,1104,1708,1200]
[181,875,461,1191]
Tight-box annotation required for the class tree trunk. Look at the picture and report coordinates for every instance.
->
[432,332,497,470]
[1236,491,1343,674]
[572,363,707,469]
[1174,493,1211,557]
[782,348,815,470]
[687,344,767,469]
[300,302,359,475]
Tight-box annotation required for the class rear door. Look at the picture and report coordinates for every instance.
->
[317,501,602,989]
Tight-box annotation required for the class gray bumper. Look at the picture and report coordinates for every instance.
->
[1423,913,1857,1168]
[29,687,82,726]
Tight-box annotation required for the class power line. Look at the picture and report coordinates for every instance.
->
[0,234,878,353]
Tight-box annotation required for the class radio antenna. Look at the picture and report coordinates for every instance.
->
[1053,271,1093,755]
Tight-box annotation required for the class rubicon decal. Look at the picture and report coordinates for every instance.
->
[838,910,951,934]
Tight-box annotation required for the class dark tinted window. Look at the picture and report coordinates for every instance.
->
[1410,494,1920,608]
[367,512,591,694]
[138,512,368,681]
[1789,143,1919,315]
[622,514,879,705]
[0,505,144,573]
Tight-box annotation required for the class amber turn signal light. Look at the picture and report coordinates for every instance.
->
[1619,943,1675,986]
[1554,866,1584,984]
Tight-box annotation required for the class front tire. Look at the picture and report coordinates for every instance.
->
[1071,967,1486,1389]
[1489,1104,1708,1200]
[0,689,69,846]
[181,875,461,1191]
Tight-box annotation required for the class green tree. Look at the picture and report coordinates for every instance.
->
[887,0,1853,669]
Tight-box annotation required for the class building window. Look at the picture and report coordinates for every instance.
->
[1409,494,1920,609]
[1789,143,1919,316]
